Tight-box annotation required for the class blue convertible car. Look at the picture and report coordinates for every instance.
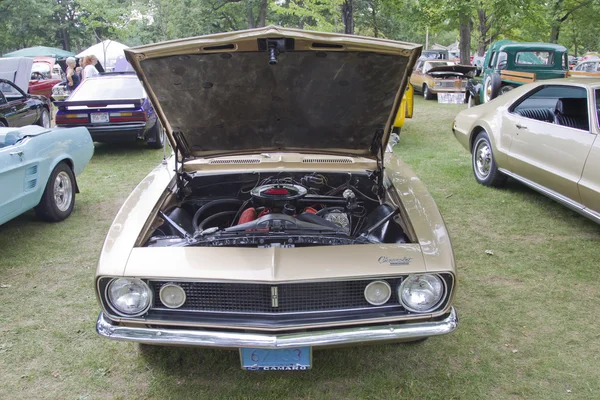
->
[0,125,94,225]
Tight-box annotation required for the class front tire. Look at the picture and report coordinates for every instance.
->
[423,84,434,100]
[472,131,506,187]
[146,121,165,149]
[35,162,76,222]
[36,108,50,129]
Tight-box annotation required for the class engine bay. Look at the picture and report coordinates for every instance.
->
[145,171,412,248]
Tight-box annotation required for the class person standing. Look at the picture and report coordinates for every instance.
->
[82,56,100,80]
[65,57,80,91]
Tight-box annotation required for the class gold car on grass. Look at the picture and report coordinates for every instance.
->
[410,59,475,103]
[95,26,458,371]
[453,78,600,223]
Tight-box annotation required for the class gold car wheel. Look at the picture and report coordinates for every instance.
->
[472,132,507,187]
[474,138,492,179]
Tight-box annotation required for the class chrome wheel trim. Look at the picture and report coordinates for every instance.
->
[158,124,165,145]
[53,171,72,212]
[42,110,50,128]
[483,76,492,103]
[474,138,492,180]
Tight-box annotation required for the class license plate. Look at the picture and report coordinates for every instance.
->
[438,92,466,104]
[90,112,109,123]
[240,347,312,370]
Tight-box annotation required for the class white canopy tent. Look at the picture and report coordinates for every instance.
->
[76,40,129,70]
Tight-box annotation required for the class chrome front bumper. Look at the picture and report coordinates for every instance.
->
[96,307,458,349]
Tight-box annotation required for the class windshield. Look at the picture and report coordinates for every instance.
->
[32,62,51,74]
[69,76,145,101]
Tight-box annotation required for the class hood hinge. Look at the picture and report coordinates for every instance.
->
[173,136,192,200]
[371,128,385,197]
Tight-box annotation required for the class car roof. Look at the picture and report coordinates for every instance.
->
[533,77,600,88]
[85,73,138,81]
[498,43,567,52]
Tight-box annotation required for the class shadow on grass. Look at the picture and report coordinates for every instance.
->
[137,339,438,398]
[92,140,163,157]
[502,177,597,227]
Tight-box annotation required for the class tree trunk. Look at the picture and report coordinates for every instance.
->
[477,10,488,56]
[341,0,354,34]
[247,2,255,29]
[550,24,560,43]
[61,28,70,51]
[257,0,267,27]
[459,11,471,65]
[371,5,378,37]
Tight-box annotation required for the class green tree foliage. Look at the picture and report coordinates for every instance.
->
[1,0,600,56]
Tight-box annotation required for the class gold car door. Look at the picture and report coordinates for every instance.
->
[410,60,425,91]
[505,86,595,203]
[579,130,600,217]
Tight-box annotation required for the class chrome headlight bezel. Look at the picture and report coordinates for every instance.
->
[398,274,447,313]
[105,278,152,317]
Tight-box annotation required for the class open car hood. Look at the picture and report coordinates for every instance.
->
[427,64,476,76]
[0,57,33,92]
[125,26,421,161]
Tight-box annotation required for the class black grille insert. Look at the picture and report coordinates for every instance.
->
[151,278,404,314]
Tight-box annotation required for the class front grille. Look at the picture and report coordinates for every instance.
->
[150,278,403,314]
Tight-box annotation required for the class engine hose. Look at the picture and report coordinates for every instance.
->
[192,199,243,232]
[316,206,345,216]
[198,211,238,231]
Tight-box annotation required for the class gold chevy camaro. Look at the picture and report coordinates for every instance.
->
[453,78,600,224]
[95,26,458,370]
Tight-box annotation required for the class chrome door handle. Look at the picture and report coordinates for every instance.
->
[9,151,24,160]
[515,124,528,130]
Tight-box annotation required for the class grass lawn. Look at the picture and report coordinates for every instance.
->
[1,96,599,399]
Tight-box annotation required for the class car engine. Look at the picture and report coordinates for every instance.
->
[145,172,410,248]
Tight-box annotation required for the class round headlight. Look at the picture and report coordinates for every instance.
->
[364,280,391,306]
[159,283,186,309]
[399,274,445,313]
[106,278,151,316]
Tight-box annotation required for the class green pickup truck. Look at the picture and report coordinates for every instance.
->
[468,40,568,106]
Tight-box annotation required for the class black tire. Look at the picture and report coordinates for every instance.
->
[146,121,165,149]
[0,120,6,127]
[499,85,514,95]
[35,162,76,222]
[483,74,501,103]
[404,337,429,344]
[423,84,435,100]
[472,131,506,187]
[36,108,50,128]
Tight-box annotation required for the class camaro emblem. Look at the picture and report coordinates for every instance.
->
[271,286,279,307]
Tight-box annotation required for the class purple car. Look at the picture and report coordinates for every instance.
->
[55,72,165,149]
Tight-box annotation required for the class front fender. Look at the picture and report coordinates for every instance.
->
[384,153,456,275]
[96,157,175,277]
